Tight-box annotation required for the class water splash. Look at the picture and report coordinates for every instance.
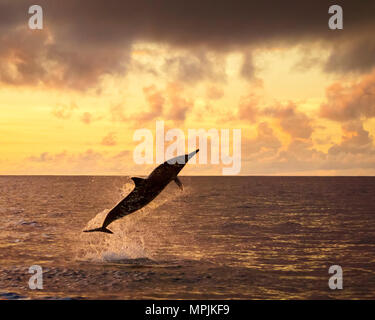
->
[76,180,189,263]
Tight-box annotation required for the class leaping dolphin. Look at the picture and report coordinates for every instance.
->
[83,149,199,234]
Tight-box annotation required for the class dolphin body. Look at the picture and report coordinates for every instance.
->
[83,149,199,234]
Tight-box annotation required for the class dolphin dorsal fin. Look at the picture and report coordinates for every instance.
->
[174,177,183,191]
[131,177,146,188]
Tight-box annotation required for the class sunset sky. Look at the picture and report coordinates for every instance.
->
[1,1,375,175]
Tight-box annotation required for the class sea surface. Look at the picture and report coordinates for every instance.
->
[0,176,374,299]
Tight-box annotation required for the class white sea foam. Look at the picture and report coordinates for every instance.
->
[76,181,188,263]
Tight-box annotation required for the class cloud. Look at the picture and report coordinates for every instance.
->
[246,122,282,155]
[142,85,165,119]
[80,112,103,124]
[237,94,259,123]
[263,102,314,139]
[292,47,326,72]
[51,102,78,119]
[38,0,371,48]
[110,82,192,123]
[328,121,375,155]
[28,149,103,164]
[165,83,192,121]
[108,86,166,123]
[25,149,109,174]
[81,112,92,124]
[28,151,68,162]
[113,150,130,159]
[101,132,117,146]
[241,118,375,175]
[240,52,262,85]
[0,26,50,86]
[163,50,226,84]
[23,148,140,175]
[320,71,375,122]
[324,36,375,74]
[110,104,128,122]
[206,86,224,100]
[1,1,374,90]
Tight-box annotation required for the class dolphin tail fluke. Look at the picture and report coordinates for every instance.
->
[83,226,113,234]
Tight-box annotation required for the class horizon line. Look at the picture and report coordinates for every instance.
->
[0,174,374,177]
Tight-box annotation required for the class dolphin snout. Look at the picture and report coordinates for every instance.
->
[186,149,199,161]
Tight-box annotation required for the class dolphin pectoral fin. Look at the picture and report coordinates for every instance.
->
[131,177,146,188]
[174,177,184,191]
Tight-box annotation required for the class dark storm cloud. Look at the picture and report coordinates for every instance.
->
[0,0,25,30]
[2,0,375,88]
[325,37,375,74]
[40,0,372,47]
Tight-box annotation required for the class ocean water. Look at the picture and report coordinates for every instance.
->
[0,176,374,299]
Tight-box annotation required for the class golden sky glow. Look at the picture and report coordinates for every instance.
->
[1,1,375,175]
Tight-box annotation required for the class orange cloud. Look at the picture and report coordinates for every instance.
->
[206,86,224,100]
[81,112,92,124]
[329,121,374,155]
[263,102,313,139]
[320,71,375,122]
[51,102,78,119]
[237,94,259,123]
[142,85,165,119]
[101,132,117,146]
[109,82,192,124]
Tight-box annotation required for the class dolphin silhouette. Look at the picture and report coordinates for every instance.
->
[83,149,199,234]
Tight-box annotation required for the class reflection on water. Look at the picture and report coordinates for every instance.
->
[0,176,374,299]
